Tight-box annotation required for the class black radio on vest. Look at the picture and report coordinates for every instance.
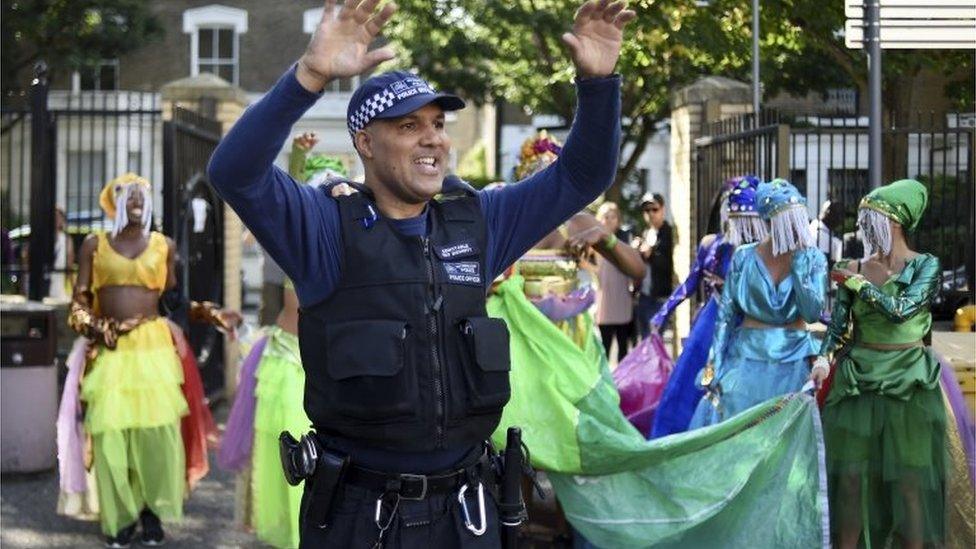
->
[299,188,512,452]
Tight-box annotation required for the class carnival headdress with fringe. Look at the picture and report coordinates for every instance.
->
[515,130,563,180]
[725,175,768,247]
[99,172,152,236]
[857,178,928,256]
[757,178,813,255]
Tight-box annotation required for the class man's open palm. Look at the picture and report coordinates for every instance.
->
[562,0,636,79]
[299,0,397,89]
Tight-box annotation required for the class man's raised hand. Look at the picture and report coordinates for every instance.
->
[296,0,398,92]
[562,0,636,79]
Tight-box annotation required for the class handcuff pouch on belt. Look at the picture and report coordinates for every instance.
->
[280,431,349,530]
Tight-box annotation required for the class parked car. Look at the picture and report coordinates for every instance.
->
[932,265,972,321]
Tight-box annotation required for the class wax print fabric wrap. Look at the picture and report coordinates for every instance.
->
[489,275,829,548]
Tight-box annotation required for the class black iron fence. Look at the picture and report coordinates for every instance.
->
[2,66,228,397]
[2,70,162,299]
[695,109,974,317]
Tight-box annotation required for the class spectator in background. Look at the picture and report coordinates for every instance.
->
[809,200,843,267]
[633,192,674,338]
[595,202,636,362]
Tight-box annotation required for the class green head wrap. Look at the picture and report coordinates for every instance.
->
[859,178,928,231]
[303,154,348,182]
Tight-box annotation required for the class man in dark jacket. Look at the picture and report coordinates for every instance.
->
[634,192,674,337]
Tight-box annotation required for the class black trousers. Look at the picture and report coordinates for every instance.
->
[299,482,503,548]
[599,322,632,363]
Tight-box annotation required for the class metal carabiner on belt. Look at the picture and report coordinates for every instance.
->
[372,492,400,549]
[457,482,487,536]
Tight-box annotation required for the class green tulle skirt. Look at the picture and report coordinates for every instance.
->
[823,384,947,547]
[252,328,309,549]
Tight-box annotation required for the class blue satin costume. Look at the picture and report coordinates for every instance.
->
[648,234,733,438]
[689,243,826,427]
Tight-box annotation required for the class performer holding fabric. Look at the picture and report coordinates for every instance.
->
[491,273,830,548]
[689,178,826,428]
[811,178,973,548]
[489,178,827,549]
[508,131,644,348]
[649,175,767,438]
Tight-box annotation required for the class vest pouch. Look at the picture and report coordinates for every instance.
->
[324,320,417,423]
[459,317,511,414]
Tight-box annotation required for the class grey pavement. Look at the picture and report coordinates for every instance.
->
[1,404,267,548]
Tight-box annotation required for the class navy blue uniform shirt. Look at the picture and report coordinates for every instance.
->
[208,65,622,472]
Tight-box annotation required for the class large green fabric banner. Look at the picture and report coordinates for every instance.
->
[489,275,828,548]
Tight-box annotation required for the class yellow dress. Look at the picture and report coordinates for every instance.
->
[81,232,187,535]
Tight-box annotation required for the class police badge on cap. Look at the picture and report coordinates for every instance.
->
[346,71,466,135]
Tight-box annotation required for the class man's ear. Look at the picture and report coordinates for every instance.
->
[354,130,373,160]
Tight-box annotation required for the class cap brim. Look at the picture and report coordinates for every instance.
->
[373,93,466,121]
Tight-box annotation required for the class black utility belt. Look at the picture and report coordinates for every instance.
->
[280,430,490,494]
[281,430,501,538]
[345,456,489,500]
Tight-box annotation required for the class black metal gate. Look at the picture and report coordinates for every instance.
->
[694,113,787,241]
[2,66,162,299]
[694,109,975,317]
[2,66,227,396]
[163,106,225,398]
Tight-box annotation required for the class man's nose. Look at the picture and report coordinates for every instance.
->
[419,124,443,146]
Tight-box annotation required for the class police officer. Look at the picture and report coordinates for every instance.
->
[208,0,635,546]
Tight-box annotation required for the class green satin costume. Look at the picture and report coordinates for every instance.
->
[819,253,947,547]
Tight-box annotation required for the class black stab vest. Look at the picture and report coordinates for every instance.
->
[298,189,511,452]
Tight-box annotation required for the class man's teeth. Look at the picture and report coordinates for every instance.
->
[415,157,436,166]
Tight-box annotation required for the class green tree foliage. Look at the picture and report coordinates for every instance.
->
[385,0,972,190]
[2,0,163,99]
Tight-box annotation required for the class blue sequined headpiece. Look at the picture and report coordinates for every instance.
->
[757,178,805,220]
[726,175,761,217]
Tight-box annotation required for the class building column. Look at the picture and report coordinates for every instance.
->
[668,78,751,352]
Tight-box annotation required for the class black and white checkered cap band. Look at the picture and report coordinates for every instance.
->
[347,89,396,134]
[347,79,440,135]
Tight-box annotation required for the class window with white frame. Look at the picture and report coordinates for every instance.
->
[183,5,248,85]
[196,27,238,83]
[72,59,119,92]
[303,7,360,93]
